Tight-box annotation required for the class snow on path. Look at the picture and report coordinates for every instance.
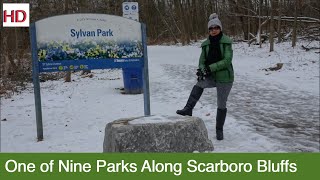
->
[149,43,319,152]
[1,42,319,152]
[159,63,319,152]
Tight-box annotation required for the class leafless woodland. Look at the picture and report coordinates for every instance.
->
[0,0,319,95]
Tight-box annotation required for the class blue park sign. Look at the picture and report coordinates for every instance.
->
[32,14,145,72]
[30,14,150,141]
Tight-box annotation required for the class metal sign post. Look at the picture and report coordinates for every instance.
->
[141,23,150,116]
[30,23,43,141]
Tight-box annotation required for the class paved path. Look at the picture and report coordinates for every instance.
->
[160,64,320,152]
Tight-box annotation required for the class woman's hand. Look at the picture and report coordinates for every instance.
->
[203,66,212,77]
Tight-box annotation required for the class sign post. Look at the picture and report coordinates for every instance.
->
[30,14,151,141]
[141,23,150,116]
[30,23,43,141]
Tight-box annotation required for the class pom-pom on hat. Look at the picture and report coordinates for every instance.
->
[208,13,222,31]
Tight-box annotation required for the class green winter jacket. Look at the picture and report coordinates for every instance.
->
[198,34,234,83]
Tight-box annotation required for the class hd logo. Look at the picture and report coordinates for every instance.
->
[2,3,30,27]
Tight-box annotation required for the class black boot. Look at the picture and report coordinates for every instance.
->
[216,108,227,140]
[176,85,203,116]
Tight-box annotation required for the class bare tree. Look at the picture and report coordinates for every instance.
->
[277,0,282,43]
[292,0,298,47]
[270,0,275,52]
[2,0,320,95]
[259,0,263,48]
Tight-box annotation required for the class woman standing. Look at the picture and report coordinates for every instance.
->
[176,13,234,140]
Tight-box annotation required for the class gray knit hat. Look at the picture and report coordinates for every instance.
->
[207,13,222,31]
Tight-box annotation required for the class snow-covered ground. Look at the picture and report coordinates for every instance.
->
[1,41,319,152]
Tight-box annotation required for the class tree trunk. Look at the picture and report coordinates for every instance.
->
[7,30,18,72]
[258,0,262,47]
[270,0,275,52]
[292,0,298,47]
[3,36,10,78]
[3,32,10,78]
[277,0,282,43]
